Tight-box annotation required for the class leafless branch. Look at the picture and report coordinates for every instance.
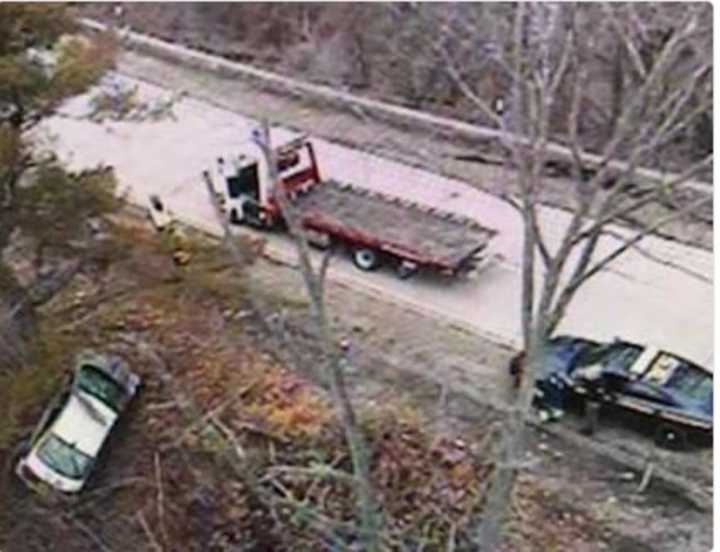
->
[317,245,335,302]
[210,415,248,460]
[164,381,256,451]
[571,154,712,247]
[598,229,711,283]
[584,197,710,280]
[154,453,168,549]
[527,206,551,269]
[264,464,356,484]
[70,476,151,515]
[68,516,115,552]
[436,40,503,129]
[252,120,380,549]
[136,510,163,552]
[602,4,647,79]
[547,195,711,332]
[547,9,575,98]
[446,522,457,552]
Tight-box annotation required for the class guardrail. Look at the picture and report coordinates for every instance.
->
[79,17,711,196]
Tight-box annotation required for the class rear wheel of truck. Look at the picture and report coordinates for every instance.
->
[353,248,380,271]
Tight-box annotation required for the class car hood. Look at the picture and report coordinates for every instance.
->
[51,392,119,457]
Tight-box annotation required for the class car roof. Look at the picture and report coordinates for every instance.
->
[50,393,118,457]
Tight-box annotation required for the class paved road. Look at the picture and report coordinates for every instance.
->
[41,75,714,366]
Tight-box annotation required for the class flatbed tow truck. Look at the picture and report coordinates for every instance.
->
[205,133,498,280]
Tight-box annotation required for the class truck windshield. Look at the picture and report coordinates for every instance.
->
[37,434,92,480]
[76,365,126,412]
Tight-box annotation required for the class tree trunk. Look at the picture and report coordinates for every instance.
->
[608,41,624,143]
[254,121,380,549]
[476,329,544,550]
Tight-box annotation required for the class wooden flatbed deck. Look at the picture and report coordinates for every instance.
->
[292,179,497,268]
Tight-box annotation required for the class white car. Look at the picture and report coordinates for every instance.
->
[16,351,140,494]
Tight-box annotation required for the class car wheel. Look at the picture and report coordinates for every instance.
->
[654,423,688,450]
[229,208,242,225]
[353,248,380,271]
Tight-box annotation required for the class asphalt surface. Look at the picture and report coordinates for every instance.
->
[40,74,714,368]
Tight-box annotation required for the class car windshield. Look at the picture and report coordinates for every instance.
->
[37,434,92,480]
[649,354,713,403]
[76,364,126,412]
[574,342,643,373]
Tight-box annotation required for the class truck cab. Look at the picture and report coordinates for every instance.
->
[215,135,320,229]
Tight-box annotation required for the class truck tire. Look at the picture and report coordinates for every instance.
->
[229,208,242,225]
[353,248,380,271]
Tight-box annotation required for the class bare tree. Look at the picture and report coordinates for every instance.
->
[203,120,380,550]
[402,3,713,549]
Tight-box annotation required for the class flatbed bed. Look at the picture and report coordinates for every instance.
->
[292,179,498,275]
[213,134,499,279]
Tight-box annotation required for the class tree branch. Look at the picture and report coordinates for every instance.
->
[252,121,380,550]
[548,195,710,331]
[602,4,647,79]
[527,204,551,269]
[570,154,712,247]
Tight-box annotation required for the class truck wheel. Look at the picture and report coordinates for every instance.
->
[353,248,380,271]
[654,423,688,450]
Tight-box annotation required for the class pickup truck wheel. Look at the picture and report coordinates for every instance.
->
[229,208,242,225]
[353,248,380,271]
[655,423,688,450]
